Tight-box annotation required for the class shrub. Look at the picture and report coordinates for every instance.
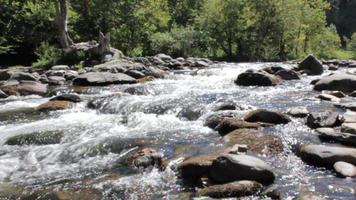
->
[32,42,62,68]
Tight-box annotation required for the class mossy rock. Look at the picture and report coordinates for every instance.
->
[5,131,63,146]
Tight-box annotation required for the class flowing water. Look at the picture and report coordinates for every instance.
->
[0,63,355,199]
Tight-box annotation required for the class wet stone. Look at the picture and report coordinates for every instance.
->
[333,161,356,178]
[287,107,309,118]
[244,109,291,125]
[297,144,356,168]
[215,118,261,135]
[37,100,73,111]
[341,123,356,135]
[223,129,284,155]
[197,180,263,198]
[209,154,275,185]
[5,131,63,146]
[50,93,81,103]
[306,111,344,129]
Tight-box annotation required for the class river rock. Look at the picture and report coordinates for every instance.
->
[48,76,66,85]
[223,129,284,155]
[244,109,291,125]
[73,72,136,86]
[343,111,356,123]
[317,94,340,102]
[327,91,346,98]
[297,55,324,75]
[204,112,237,129]
[316,128,356,147]
[178,154,218,180]
[215,118,261,135]
[341,123,356,134]
[235,71,281,86]
[37,100,73,111]
[10,72,37,81]
[51,65,70,70]
[197,180,263,198]
[333,161,356,178]
[0,70,13,81]
[262,66,286,74]
[350,91,356,97]
[0,81,47,96]
[213,102,236,111]
[287,107,309,118]
[334,102,356,111]
[297,144,356,168]
[0,90,8,98]
[306,111,343,129]
[314,73,356,93]
[123,147,164,169]
[50,94,81,103]
[209,154,275,185]
[5,131,63,146]
[275,69,300,80]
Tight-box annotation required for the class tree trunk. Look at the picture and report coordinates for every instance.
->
[56,0,73,49]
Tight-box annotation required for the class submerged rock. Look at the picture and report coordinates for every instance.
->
[50,94,81,103]
[333,161,356,178]
[215,118,261,135]
[235,71,281,86]
[73,72,136,86]
[297,55,324,75]
[37,100,73,111]
[297,144,356,168]
[223,129,284,155]
[5,131,63,146]
[204,112,237,129]
[244,109,291,125]
[314,73,356,93]
[197,180,263,198]
[123,147,164,169]
[209,154,275,185]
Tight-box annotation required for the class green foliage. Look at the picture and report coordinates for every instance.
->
[32,42,62,68]
[350,33,356,51]
[1,0,356,65]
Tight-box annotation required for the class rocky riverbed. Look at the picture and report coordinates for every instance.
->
[0,54,355,199]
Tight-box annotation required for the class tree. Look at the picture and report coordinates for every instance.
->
[56,0,73,49]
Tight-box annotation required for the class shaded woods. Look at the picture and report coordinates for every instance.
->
[0,0,356,66]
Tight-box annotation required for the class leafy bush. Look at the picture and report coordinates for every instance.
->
[32,42,62,68]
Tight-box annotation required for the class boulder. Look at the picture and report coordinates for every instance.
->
[47,76,66,85]
[314,73,356,93]
[333,161,356,178]
[213,102,236,111]
[244,109,291,125]
[50,94,81,103]
[0,70,13,81]
[122,147,164,169]
[215,118,261,135]
[0,81,47,96]
[297,144,356,168]
[275,69,300,80]
[297,55,324,75]
[5,131,63,146]
[73,72,136,86]
[209,154,275,185]
[341,123,356,135]
[204,113,237,129]
[37,100,73,111]
[343,111,356,123]
[235,71,281,87]
[178,154,218,180]
[306,111,343,129]
[287,107,309,118]
[10,72,37,81]
[223,129,284,155]
[197,180,263,198]
[316,128,356,147]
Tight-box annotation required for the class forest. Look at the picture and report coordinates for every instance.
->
[0,0,356,67]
